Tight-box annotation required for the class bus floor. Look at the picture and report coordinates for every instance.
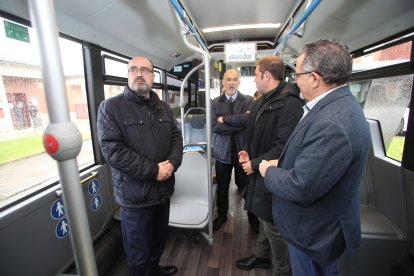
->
[106,179,271,276]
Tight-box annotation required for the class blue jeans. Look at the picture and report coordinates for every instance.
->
[121,201,170,276]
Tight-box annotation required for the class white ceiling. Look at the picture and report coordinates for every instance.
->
[0,0,413,70]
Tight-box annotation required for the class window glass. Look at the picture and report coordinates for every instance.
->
[350,74,413,161]
[104,84,124,99]
[353,40,412,72]
[0,17,93,208]
[154,69,162,84]
[102,52,129,78]
[167,75,184,87]
[168,89,183,119]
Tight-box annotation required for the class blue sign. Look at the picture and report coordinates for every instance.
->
[51,198,65,219]
[88,179,100,195]
[91,194,102,211]
[56,217,69,238]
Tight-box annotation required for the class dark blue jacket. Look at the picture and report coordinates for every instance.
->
[211,92,254,163]
[97,87,183,208]
[264,85,371,266]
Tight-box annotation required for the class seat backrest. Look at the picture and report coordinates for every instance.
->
[184,114,207,145]
[172,151,209,205]
[360,119,385,205]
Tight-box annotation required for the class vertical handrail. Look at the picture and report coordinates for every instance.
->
[273,0,321,55]
[172,6,214,244]
[180,59,205,145]
[182,32,213,245]
[28,0,98,275]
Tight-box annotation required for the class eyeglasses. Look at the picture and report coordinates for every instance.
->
[290,71,313,81]
[128,66,153,75]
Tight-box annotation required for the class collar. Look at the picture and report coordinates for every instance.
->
[225,91,238,101]
[125,86,157,107]
[263,80,286,100]
[305,84,347,111]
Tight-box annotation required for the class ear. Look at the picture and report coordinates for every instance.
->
[310,72,322,89]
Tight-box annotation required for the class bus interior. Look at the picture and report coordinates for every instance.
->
[0,0,414,275]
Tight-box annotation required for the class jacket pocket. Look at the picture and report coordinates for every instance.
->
[123,120,145,143]
[155,116,172,138]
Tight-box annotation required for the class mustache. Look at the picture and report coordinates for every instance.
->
[135,77,145,82]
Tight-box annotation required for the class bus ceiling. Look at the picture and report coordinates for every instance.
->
[0,0,413,69]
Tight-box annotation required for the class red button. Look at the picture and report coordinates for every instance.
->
[43,134,59,154]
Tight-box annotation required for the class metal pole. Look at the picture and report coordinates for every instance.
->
[174,9,213,244]
[169,0,209,53]
[28,0,98,275]
[273,0,321,55]
[180,56,205,145]
[181,36,213,244]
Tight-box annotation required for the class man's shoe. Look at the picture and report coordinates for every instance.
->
[157,265,178,275]
[213,216,227,231]
[236,255,271,270]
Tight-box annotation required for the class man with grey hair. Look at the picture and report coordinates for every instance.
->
[97,56,183,276]
[259,39,371,276]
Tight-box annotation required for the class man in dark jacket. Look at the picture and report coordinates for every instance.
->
[211,69,254,231]
[97,56,183,276]
[236,56,303,276]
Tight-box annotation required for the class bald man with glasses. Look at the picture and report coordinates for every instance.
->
[97,56,183,276]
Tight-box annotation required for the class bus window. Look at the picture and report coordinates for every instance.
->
[102,53,129,78]
[351,40,412,162]
[0,17,94,208]
[104,85,124,99]
[353,40,412,72]
[167,75,185,117]
[350,74,413,162]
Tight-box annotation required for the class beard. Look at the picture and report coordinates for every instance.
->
[129,77,151,96]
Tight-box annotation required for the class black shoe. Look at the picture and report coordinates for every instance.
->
[213,216,227,231]
[156,265,178,275]
[236,255,271,270]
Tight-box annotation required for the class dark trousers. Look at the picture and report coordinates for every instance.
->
[121,201,170,276]
[256,218,291,276]
[288,243,339,276]
[215,158,247,217]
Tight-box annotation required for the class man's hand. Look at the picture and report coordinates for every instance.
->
[156,160,173,181]
[268,159,279,167]
[165,161,175,175]
[241,160,254,175]
[259,159,278,177]
[238,150,249,164]
[217,116,225,124]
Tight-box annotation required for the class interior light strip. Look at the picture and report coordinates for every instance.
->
[203,23,281,33]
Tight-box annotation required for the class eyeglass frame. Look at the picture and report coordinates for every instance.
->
[290,71,313,81]
[128,66,153,75]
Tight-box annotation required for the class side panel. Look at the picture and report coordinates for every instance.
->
[0,164,115,276]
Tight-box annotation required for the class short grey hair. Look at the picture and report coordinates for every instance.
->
[299,39,352,85]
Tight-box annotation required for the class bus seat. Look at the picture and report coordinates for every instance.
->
[169,150,211,229]
[183,114,207,145]
[360,119,405,239]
